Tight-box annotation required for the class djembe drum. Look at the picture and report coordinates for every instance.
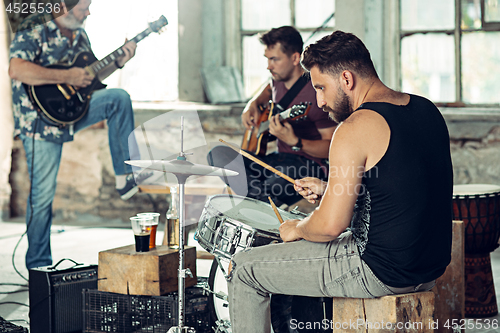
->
[452,184,500,318]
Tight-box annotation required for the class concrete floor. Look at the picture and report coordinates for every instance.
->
[1,217,500,333]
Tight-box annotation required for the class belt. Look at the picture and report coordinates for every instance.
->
[387,280,436,294]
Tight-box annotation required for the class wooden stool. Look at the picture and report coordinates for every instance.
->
[332,291,435,332]
[331,221,464,333]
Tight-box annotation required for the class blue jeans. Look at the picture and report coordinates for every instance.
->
[21,88,137,269]
[207,146,327,206]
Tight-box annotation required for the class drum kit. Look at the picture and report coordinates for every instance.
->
[127,117,322,333]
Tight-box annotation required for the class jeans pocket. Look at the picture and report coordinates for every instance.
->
[326,266,374,298]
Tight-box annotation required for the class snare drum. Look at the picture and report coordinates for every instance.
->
[195,194,303,261]
[452,184,500,318]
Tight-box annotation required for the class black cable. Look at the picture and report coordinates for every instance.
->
[0,290,29,295]
[0,302,29,307]
[0,283,28,287]
[12,117,39,282]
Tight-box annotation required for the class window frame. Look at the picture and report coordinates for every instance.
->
[239,0,335,96]
[399,0,500,107]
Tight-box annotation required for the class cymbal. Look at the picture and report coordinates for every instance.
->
[125,159,239,177]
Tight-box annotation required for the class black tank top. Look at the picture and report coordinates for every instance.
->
[350,94,453,287]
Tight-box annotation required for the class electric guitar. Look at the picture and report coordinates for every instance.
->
[241,102,312,156]
[24,15,168,126]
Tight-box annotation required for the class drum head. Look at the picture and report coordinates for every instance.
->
[453,184,500,196]
[207,195,302,234]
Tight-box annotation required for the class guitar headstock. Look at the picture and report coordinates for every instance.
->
[149,15,168,33]
[289,102,312,120]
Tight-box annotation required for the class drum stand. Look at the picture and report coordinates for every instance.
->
[164,118,236,333]
[166,118,196,333]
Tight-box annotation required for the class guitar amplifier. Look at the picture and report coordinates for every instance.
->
[29,263,98,333]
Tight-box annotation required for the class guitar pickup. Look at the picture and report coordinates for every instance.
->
[56,84,72,100]
[66,84,76,95]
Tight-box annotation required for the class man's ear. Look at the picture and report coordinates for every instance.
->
[61,0,68,14]
[51,0,67,18]
[291,52,301,66]
[340,70,355,91]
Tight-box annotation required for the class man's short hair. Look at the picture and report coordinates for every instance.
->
[260,26,303,57]
[301,30,378,79]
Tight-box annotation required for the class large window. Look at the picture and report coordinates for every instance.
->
[85,0,178,101]
[400,0,500,106]
[241,0,335,98]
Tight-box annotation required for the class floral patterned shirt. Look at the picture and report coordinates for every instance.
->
[10,11,92,143]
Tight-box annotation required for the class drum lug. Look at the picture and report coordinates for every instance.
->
[232,227,242,247]
[214,320,232,333]
[179,268,193,278]
[290,206,308,217]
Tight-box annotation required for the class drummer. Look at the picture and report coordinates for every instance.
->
[226,30,453,333]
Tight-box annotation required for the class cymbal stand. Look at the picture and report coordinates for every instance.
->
[168,116,195,333]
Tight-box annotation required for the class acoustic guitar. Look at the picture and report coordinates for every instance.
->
[241,102,312,156]
[24,15,168,126]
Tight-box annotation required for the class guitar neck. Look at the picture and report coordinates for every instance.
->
[257,106,299,136]
[88,27,154,75]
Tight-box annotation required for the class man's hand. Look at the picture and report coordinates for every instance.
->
[294,177,328,204]
[115,39,137,68]
[279,219,302,242]
[241,100,262,129]
[269,114,297,144]
[66,67,93,88]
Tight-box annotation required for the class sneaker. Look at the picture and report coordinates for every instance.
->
[117,171,154,200]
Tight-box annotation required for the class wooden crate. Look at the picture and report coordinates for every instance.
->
[98,245,197,296]
[332,291,435,333]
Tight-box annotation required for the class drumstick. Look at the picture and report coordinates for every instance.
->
[219,139,295,185]
[268,196,285,224]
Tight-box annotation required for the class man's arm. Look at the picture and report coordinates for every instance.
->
[269,117,336,158]
[9,58,92,87]
[279,110,390,243]
[241,82,272,129]
[9,40,137,87]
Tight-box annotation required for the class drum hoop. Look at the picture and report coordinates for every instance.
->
[453,192,500,200]
[452,184,500,198]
